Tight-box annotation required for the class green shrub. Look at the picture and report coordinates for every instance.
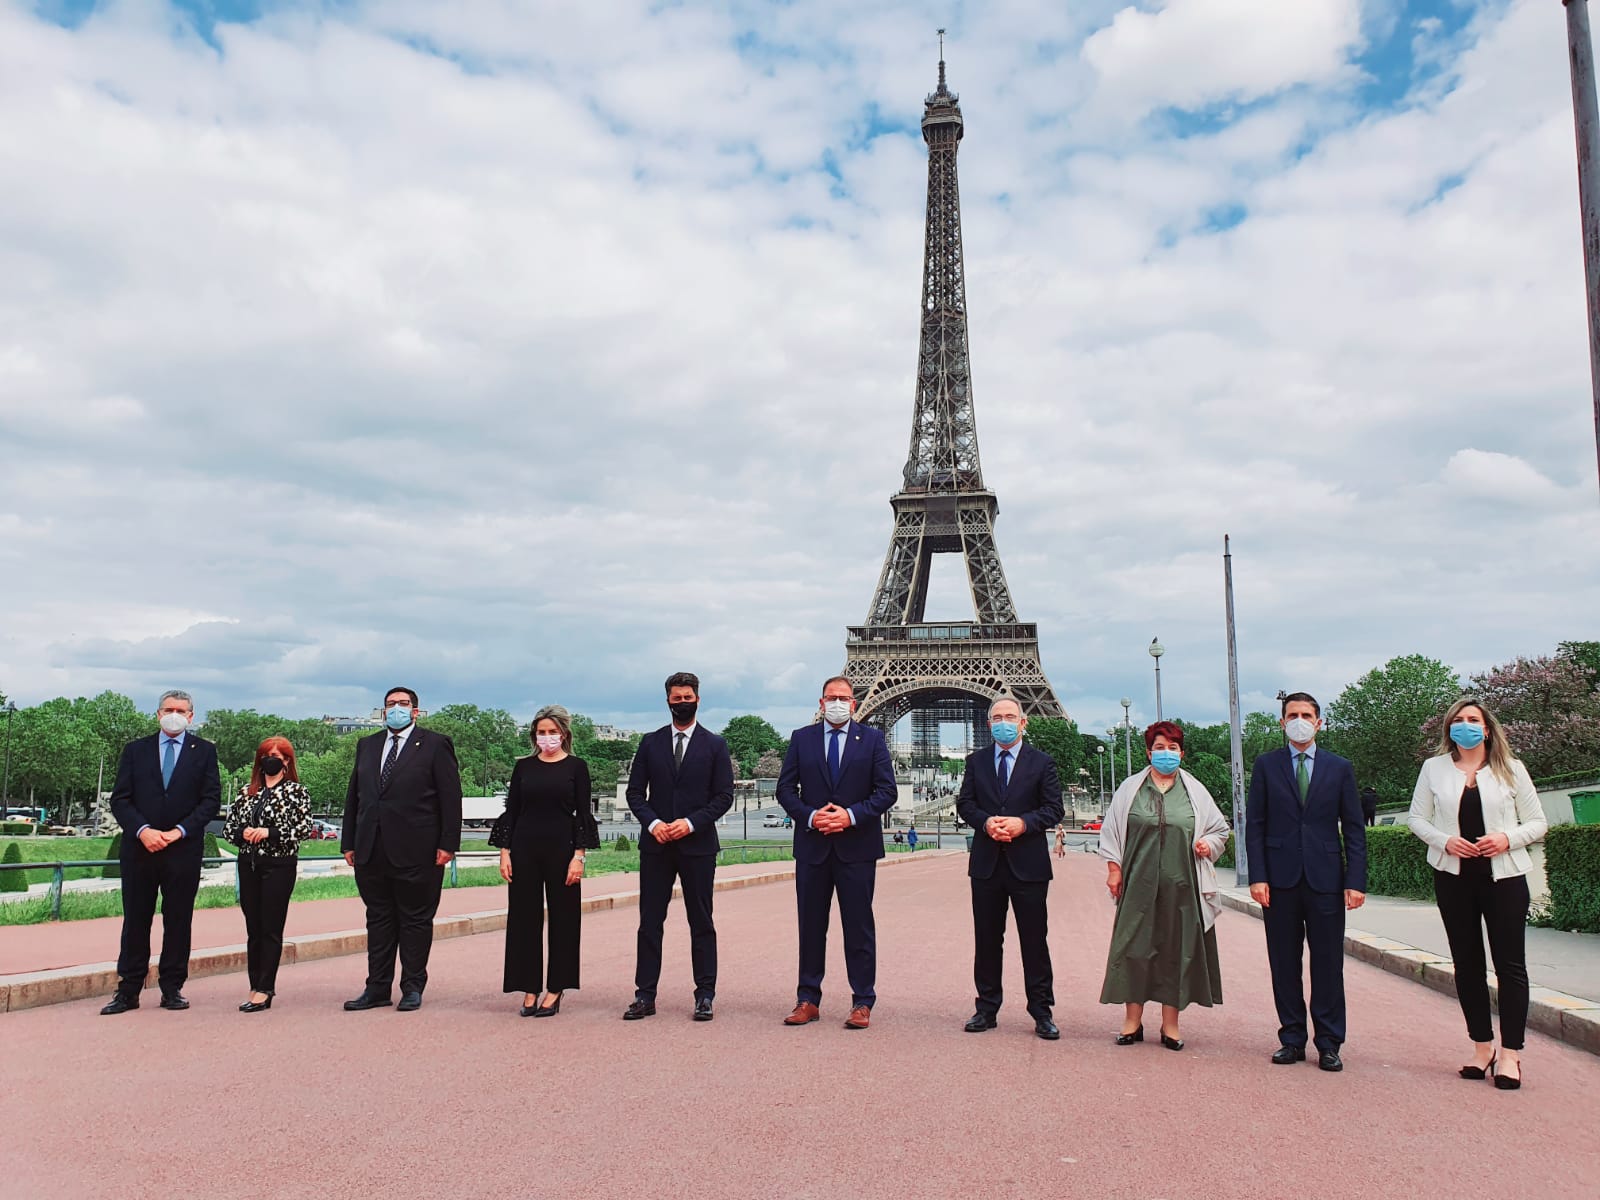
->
[102,832,123,879]
[203,831,220,860]
[1216,834,1235,870]
[0,821,34,836]
[1544,824,1600,934]
[0,842,25,892]
[1363,826,1432,900]
[613,834,631,852]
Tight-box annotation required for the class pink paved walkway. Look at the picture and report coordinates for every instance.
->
[2,852,1595,1200]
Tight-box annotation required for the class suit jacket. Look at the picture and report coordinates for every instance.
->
[1246,745,1367,893]
[775,721,898,866]
[341,727,463,869]
[109,733,223,860]
[956,742,1063,883]
[625,724,735,857]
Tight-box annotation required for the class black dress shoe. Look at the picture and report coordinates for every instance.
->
[1272,1045,1307,1065]
[1459,1056,1496,1080]
[100,994,140,1016]
[1034,1018,1060,1041]
[1160,1032,1185,1051]
[1115,1027,1144,1045]
[1319,1050,1343,1073]
[159,992,190,1011]
[239,997,273,1013]
[964,1012,998,1033]
[1492,1059,1522,1090]
[693,998,714,1022]
[623,999,656,1020]
[343,991,393,1011]
[397,991,423,1012]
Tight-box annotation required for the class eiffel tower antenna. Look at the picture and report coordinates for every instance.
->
[843,44,1065,761]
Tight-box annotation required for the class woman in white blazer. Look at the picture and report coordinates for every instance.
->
[1408,698,1547,1090]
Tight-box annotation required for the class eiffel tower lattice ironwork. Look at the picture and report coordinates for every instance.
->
[843,46,1064,756]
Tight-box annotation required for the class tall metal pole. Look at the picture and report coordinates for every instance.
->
[1120,698,1134,785]
[1567,0,1600,501]
[1224,537,1248,883]
[1149,639,1165,721]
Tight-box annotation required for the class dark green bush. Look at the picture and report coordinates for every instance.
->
[102,832,123,879]
[1363,826,1432,900]
[0,821,34,836]
[203,831,220,860]
[0,842,25,892]
[1544,824,1600,934]
[1216,834,1235,870]
[613,834,631,852]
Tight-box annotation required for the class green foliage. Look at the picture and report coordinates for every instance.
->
[613,834,631,852]
[1544,824,1600,934]
[102,832,123,879]
[297,733,361,814]
[424,704,523,795]
[0,841,25,892]
[586,758,621,796]
[1324,655,1463,805]
[719,715,787,778]
[1185,752,1233,818]
[1216,834,1235,870]
[753,749,786,778]
[203,832,220,860]
[1027,717,1085,794]
[1362,826,1433,900]
[1423,654,1600,780]
[0,821,35,836]
[6,700,111,821]
[1558,640,1600,683]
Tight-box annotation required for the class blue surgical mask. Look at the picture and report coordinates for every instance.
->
[385,705,414,731]
[991,721,1020,747]
[1449,721,1485,749]
[1150,749,1182,775]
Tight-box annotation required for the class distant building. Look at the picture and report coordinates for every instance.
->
[322,707,427,735]
[592,724,636,741]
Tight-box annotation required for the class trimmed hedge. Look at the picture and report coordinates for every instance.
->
[0,841,25,892]
[0,821,35,837]
[102,832,123,879]
[1362,826,1432,900]
[1545,824,1600,934]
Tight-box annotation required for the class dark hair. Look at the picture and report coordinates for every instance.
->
[384,686,419,707]
[821,675,853,695]
[1143,721,1184,751]
[664,672,700,696]
[247,736,299,796]
[1280,691,1320,717]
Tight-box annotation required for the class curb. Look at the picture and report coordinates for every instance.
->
[1218,890,1600,1057]
[0,849,958,1014]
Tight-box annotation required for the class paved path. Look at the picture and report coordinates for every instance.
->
[1,853,1595,1200]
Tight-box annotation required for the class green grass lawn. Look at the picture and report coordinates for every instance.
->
[2,837,118,886]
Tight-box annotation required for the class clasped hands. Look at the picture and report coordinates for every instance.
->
[984,816,1026,843]
[1248,882,1367,911]
[1446,832,1510,859]
[137,827,182,852]
[652,819,692,844]
[242,827,270,844]
[812,804,852,835]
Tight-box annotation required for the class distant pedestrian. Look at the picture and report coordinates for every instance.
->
[1360,787,1378,827]
[1407,698,1547,1090]
[1054,825,1066,859]
[493,706,599,1017]
[102,690,222,1015]
[907,825,919,851]
[1098,722,1229,1051]
[223,736,314,1013]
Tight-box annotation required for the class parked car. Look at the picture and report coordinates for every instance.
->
[308,820,342,841]
[1081,819,1102,832]
[761,814,790,828]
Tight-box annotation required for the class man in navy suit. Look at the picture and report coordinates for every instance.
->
[1246,691,1367,1072]
[956,697,1064,1040]
[102,689,222,1014]
[624,671,734,1021]
[775,675,898,1030]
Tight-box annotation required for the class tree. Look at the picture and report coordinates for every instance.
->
[74,691,155,756]
[719,715,786,778]
[1422,653,1600,779]
[1324,655,1462,804]
[296,734,361,815]
[1185,751,1233,818]
[5,701,108,822]
[199,709,288,774]
[1173,719,1231,762]
[422,704,522,796]
[754,749,786,778]
[1558,639,1600,683]
[1026,717,1085,794]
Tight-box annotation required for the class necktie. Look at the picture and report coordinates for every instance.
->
[998,749,1011,791]
[1296,753,1310,807]
[161,739,176,789]
[828,729,842,784]
[674,733,686,770]
[381,734,401,792]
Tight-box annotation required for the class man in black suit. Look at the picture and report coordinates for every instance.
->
[102,689,222,1014]
[955,697,1064,1040]
[775,675,898,1030]
[341,686,462,1012]
[1245,691,1367,1072]
[623,671,734,1021]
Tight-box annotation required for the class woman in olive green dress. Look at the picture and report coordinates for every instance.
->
[1098,721,1230,1050]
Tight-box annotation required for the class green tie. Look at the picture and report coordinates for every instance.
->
[1296,753,1309,807]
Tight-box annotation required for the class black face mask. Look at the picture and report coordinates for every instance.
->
[669,700,698,724]
[261,756,285,777]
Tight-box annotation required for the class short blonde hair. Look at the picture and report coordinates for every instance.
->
[531,705,573,752]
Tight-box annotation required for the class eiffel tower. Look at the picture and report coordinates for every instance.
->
[843,42,1064,762]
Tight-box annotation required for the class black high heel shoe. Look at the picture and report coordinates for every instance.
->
[239,996,272,1013]
[535,993,563,1018]
[520,994,542,1017]
[1115,1027,1144,1045]
[1492,1058,1522,1090]
[1459,1055,1496,1080]
[1160,1031,1185,1051]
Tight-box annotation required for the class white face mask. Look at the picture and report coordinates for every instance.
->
[1284,717,1318,745]
[158,711,190,735]
[822,699,853,725]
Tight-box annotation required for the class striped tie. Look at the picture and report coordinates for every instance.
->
[381,734,401,792]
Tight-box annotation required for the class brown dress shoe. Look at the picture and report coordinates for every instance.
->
[844,1005,871,1030]
[784,1001,820,1026]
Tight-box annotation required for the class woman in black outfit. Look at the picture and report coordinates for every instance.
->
[492,705,599,1016]
[222,736,314,1012]
[1408,699,1547,1089]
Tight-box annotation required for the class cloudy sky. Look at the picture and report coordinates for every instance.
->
[2,0,1597,740]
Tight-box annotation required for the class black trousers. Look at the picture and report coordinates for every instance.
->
[239,854,298,995]
[117,845,202,995]
[1262,879,1347,1051]
[1434,868,1530,1050]
[355,833,444,997]
[504,844,582,994]
[796,855,877,1009]
[635,846,717,1003]
[971,857,1053,1021]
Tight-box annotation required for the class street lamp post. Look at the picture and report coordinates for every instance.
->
[1120,697,1134,784]
[2,702,15,817]
[1564,0,1600,501]
[1096,743,1106,807]
[1149,638,1166,721]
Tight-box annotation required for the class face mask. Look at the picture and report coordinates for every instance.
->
[260,756,284,776]
[535,734,563,753]
[822,700,853,725]
[991,721,1020,746]
[1150,749,1182,775]
[1283,717,1317,745]
[385,705,414,731]
[670,700,698,724]
[158,712,189,736]
[1449,722,1485,749]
